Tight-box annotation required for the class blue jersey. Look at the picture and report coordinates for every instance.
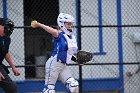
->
[51,31,77,64]
[51,37,58,57]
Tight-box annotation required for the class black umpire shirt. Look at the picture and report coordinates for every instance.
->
[0,36,11,64]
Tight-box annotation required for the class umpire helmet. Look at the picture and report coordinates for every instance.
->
[0,18,14,36]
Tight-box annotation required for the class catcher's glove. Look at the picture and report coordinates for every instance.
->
[76,51,93,64]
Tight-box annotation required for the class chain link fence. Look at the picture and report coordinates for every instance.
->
[0,0,140,93]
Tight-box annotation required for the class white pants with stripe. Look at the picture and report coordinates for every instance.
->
[45,56,73,85]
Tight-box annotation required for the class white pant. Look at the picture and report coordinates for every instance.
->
[45,56,73,85]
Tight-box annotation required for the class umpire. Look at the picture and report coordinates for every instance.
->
[0,18,20,93]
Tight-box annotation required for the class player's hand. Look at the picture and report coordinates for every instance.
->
[31,20,38,28]
[0,72,5,81]
[12,67,20,76]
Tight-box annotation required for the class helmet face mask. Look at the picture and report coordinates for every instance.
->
[57,13,75,35]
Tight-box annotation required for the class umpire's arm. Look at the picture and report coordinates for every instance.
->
[5,52,20,76]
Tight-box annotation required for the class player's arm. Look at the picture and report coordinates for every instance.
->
[5,52,20,76]
[31,21,58,38]
[5,52,16,69]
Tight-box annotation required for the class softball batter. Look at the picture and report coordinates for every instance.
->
[31,13,79,93]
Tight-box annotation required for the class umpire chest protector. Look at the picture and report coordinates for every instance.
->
[0,36,11,64]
